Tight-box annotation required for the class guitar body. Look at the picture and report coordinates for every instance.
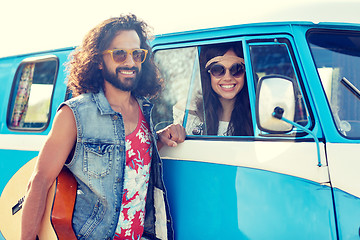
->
[0,157,77,240]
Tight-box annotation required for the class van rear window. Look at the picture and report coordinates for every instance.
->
[7,56,58,131]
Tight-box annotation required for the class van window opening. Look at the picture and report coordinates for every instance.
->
[7,58,58,131]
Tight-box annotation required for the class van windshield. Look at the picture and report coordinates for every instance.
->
[308,29,360,138]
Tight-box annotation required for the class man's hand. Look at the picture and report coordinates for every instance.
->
[157,123,186,149]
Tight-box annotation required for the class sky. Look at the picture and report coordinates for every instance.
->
[1,0,360,58]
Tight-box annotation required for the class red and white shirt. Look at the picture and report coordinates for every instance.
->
[114,108,152,240]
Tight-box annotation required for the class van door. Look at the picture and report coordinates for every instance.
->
[153,36,337,239]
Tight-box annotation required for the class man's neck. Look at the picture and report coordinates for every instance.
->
[103,81,136,109]
[103,81,140,135]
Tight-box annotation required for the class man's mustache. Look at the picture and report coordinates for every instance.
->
[116,66,140,74]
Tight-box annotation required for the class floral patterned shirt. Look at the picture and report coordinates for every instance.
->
[114,107,152,240]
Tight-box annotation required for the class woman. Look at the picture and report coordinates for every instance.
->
[183,42,253,136]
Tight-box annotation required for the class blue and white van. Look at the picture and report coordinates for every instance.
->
[1,22,360,239]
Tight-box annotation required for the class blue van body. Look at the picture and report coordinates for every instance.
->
[1,22,360,239]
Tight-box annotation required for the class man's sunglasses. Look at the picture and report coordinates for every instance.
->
[208,63,245,78]
[103,49,148,64]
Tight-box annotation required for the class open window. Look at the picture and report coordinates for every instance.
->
[191,42,253,136]
[153,41,254,137]
[7,56,58,131]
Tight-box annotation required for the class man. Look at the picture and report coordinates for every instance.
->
[21,14,185,240]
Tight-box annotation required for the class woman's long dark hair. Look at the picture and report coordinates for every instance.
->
[66,14,162,98]
[198,42,253,136]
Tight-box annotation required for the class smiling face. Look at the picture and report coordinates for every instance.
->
[100,30,143,92]
[209,49,245,101]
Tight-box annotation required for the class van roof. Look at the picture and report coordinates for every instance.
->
[152,21,360,47]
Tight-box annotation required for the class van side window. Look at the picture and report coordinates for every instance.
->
[249,40,310,129]
[7,57,58,130]
[155,42,254,137]
[308,30,360,138]
[153,47,201,131]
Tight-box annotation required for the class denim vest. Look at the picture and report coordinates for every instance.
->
[59,90,173,240]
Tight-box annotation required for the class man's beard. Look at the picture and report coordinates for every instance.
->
[102,66,141,92]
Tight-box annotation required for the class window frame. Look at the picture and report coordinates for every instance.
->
[153,34,315,139]
[245,36,315,138]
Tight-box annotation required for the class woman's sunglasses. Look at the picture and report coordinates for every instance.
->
[103,49,148,64]
[208,62,245,78]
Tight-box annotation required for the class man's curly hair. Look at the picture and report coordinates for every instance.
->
[66,14,162,98]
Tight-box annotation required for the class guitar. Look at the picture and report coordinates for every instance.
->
[0,157,78,240]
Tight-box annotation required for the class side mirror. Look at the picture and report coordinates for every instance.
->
[256,75,296,133]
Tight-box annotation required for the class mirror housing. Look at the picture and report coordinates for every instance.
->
[256,75,296,133]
